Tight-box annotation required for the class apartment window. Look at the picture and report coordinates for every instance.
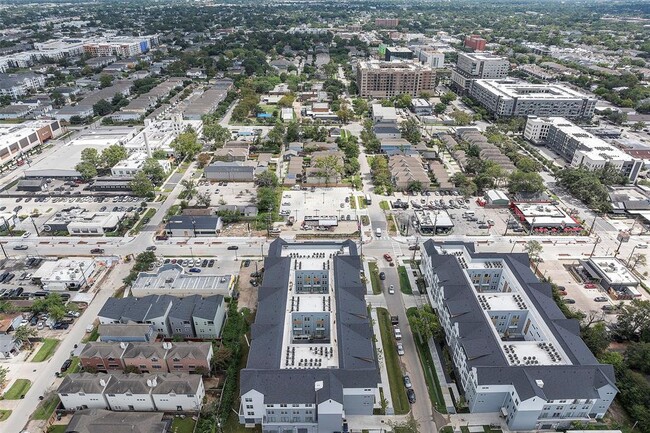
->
[245,398,252,402]
[247,411,254,416]
[246,405,253,409]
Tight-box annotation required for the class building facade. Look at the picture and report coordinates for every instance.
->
[451,53,509,93]
[239,239,379,433]
[464,34,487,51]
[469,80,597,119]
[356,60,435,98]
[420,241,617,431]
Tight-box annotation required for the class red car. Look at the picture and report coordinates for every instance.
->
[584,283,597,289]
[383,253,393,262]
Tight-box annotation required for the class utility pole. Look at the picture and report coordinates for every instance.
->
[0,242,7,259]
[412,236,420,262]
[30,217,39,237]
[590,236,601,258]
[588,215,598,236]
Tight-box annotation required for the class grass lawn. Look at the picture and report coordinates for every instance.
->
[131,208,156,234]
[171,416,196,433]
[32,339,59,362]
[368,262,382,295]
[82,326,99,343]
[406,308,447,414]
[358,196,367,209]
[350,195,357,209]
[0,409,11,422]
[398,266,413,295]
[379,200,390,210]
[3,379,32,399]
[47,425,67,433]
[440,427,454,433]
[377,308,409,415]
[33,396,60,420]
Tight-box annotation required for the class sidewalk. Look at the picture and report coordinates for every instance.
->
[371,308,395,415]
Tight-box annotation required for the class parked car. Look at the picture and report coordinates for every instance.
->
[227,246,239,250]
[407,389,416,404]
[188,268,201,273]
[13,245,28,250]
[90,248,105,254]
[396,343,405,356]
[208,259,215,267]
[403,375,412,389]
[564,298,576,304]
[383,253,392,262]
[379,272,386,280]
[388,285,395,294]
[60,359,72,372]
[146,246,157,251]
[594,297,608,302]
[584,283,597,289]
[21,231,32,238]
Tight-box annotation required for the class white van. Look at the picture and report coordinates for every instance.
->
[375,228,382,237]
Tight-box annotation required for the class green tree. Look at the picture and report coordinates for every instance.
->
[13,326,37,347]
[406,180,423,194]
[394,93,412,109]
[257,186,278,213]
[631,121,647,132]
[524,240,543,271]
[409,305,443,343]
[508,170,545,194]
[171,129,201,160]
[336,105,353,123]
[180,179,198,200]
[314,155,344,186]
[285,121,300,142]
[256,170,279,188]
[130,171,155,198]
[80,147,102,168]
[630,253,647,271]
[400,118,421,145]
[0,365,7,384]
[99,74,114,89]
[93,99,113,116]
[196,192,211,207]
[75,161,98,180]
[615,299,650,342]
[352,98,368,116]
[581,321,610,358]
[434,103,447,114]
[440,91,457,104]
[101,144,128,168]
[515,157,540,173]
[196,152,212,168]
[142,158,167,185]
[625,342,650,374]
[449,110,472,126]
[203,123,231,149]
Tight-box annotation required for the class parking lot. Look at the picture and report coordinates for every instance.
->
[192,181,257,208]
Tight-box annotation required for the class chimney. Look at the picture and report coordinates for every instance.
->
[147,377,157,387]
[99,378,107,387]
[535,379,544,389]
[143,133,152,158]
[163,342,172,350]
[119,342,127,350]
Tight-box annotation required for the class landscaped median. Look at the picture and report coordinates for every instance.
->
[0,409,11,422]
[31,338,59,362]
[397,266,413,295]
[406,307,447,414]
[2,379,32,399]
[376,307,409,415]
[368,262,382,295]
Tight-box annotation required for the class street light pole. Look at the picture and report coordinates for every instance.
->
[626,244,640,267]
[590,235,601,258]
[0,242,7,259]
[30,217,39,237]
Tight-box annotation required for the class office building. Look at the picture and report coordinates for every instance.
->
[464,34,487,51]
[31,258,96,291]
[383,46,413,61]
[524,116,642,182]
[356,60,435,98]
[239,239,379,433]
[451,53,509,93]
[469,80,597,119]
[421,241,617,431]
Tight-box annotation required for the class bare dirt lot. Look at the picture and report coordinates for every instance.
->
[237,259,262,312]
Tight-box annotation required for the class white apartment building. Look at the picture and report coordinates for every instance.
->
[421,241,617,431]
[0,73,46,99]
[111,152,171,177]
[411,46,445,68]
[451,52,509,92]
[524,116,643,181]
[469,79,597,119]
[83,35,159,57]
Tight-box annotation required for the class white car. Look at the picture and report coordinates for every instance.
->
[397,343,405,356]
[21,231,32,239]
[388,285,395,294]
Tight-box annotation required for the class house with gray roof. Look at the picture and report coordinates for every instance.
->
[239,239,379,433]
[420,241,618,430]
[97,294,225,339]
[58,373,204,412]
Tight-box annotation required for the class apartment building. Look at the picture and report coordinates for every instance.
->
[356,60,435,98]
[451,53,509,93]
[524,116,642,181]
[80,341,213,374]
[83,35,159,57]
[239,239,379,433]
[469,79,597,119]
[464,34,487,51]
[97,294,226,339]
[58,372,204,412]
[389,155,431,191]
[411,46,445,68]
[0,73,45,99]
[420,241,617,431]
[375,18,399,27]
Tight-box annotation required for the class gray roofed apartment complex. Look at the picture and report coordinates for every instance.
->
[420,241,617,430]
[240,238,379,433]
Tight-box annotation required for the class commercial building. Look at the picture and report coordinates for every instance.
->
[510,202,582,233]
[464,34,487,51]
[31,258,96,291]
[383,46,413,61]
[239,239,379,433]
[43,209,126,235]
[111,153,171,178]
[165,215,223,237]
[524,117,643,182]
[451,53,509,93]
[64,409,169,433]
[58,372,204,412]
[414,209,454,234]
[411,98,433,116]
[98,294,226,339]
[356,60,435,98]
[580,257,642,300]
[0,120,64,169]
[371,104,398,123]
[131,263,233,297]
[204,161,257,182]
[468,80,597,119]
[79,341,213,374]
[421,241,618,430]
[0,73,45,99]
